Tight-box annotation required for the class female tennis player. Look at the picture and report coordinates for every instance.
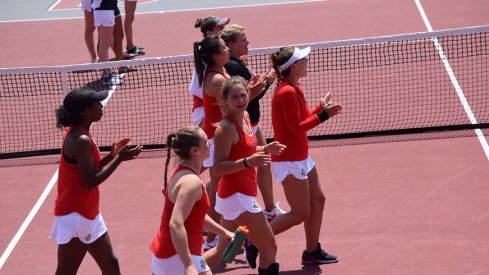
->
[124,0,145,56]
[204,76,285,275]
[269,46,342,265]
[80,0,98,63]
[193,35,230,251]
[189,16,230,126]
[50,88,142,274]
[150,126,233,275]
[220,24,284,221]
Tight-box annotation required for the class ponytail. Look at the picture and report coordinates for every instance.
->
[164,132,176,192]
[270,47,294,82]
[193,42,205,86]
[193,36,221,86]
[270,51,283,82]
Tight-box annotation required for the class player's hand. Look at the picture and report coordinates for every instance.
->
[320,92,334,109]
[111,137,131,158]
[246,151,270,167]
[221,229,235,242]
[248,74,266,95]
[239,55,249,63]
[324,103,343,118]
[264,65,277,85]
[118,144,143,161]
[264,141,286,156]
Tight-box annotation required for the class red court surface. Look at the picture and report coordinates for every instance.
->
[1,0,489,274]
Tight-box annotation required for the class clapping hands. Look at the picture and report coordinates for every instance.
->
[111,137,143,161]
[320,92,343,118]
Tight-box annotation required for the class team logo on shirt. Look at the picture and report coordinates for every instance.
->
[85,234,91,242]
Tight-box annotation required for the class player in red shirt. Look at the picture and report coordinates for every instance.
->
[220,24,287,221]
[270,46,343,265]
[190,16,230,127]
[193,35,231,250]
[50,88,142,274]
[150,126,233,275]
[205,76,285,275]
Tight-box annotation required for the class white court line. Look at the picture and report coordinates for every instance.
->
[0,74,123,269]
[46,0,64,12]
[0,0,325,23]
[415,0,489,161]
[0,170,58,270]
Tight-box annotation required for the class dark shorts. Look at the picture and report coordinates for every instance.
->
[93,0,121,16]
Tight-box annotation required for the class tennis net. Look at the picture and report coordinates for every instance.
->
[1,25,488,166]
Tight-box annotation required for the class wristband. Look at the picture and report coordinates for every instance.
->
[317,110,329,122]
[243,157,250,168]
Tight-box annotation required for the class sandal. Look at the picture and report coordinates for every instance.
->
[126,46,145,56]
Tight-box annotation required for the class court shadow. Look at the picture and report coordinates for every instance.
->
[213,259,250,274]
[239,265,322,275]
[280,265,323,274]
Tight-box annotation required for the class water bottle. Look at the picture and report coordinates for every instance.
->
[221,226,249,263]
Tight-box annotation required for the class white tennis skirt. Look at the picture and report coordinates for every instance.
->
[49,212,107,245]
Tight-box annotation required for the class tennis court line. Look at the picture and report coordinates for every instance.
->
[0,170,58,270]
[0,75,122,269]
[0,0,326,23]
[415,0,489,161]
[46,0,64,12]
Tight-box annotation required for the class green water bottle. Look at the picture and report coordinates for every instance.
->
[221,226,249,263]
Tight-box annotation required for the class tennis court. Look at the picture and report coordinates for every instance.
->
[1,0,489,274]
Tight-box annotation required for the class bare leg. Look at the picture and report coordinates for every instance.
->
[269,175,310,235]
[255,127,275,211]
[303,167,325,251]
[235,211,277,269]
[203,218,236,268]
[124,0,137,50]
[97,25,114,62]
[112,15,125,60]
[84,11,98,62]
[87,232,121,275]
[55,238,89,275]
[205,168,221,244]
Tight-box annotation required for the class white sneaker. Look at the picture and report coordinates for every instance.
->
[263,202,287,221]
[203,235,219,251]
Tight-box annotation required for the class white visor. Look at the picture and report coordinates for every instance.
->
[278,46,311,72]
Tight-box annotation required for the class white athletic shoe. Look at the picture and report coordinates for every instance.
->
[203,235,219,251]
[263,202,287,221]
